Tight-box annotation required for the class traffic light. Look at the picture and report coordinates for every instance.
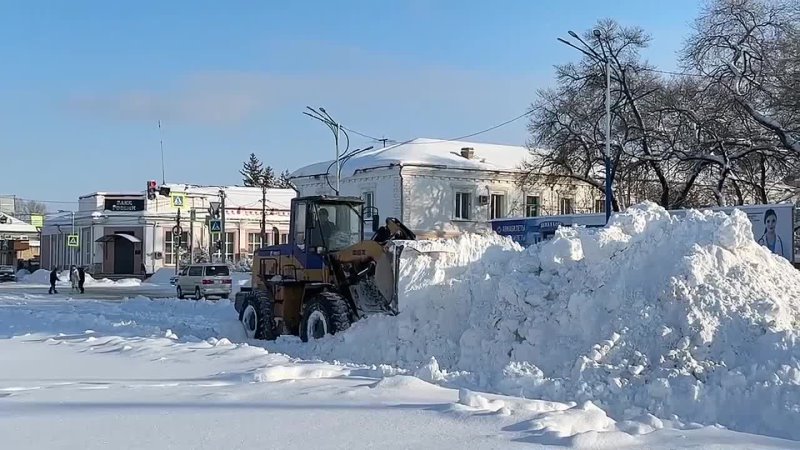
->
[214,241,222,251]
[147,180,158,200]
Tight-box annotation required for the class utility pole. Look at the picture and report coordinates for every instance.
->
[219,189,227,263]
[189,208,195,264]
[260,186,267,247]
[378,138,389,148]
[174,208,182,275]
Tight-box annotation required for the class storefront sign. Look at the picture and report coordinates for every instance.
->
[104,198,145,212]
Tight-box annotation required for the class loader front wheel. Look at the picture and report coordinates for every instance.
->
[240,290,278,340]
[300,292,352,342]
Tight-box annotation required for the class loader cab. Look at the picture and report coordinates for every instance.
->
[290,196,373,254]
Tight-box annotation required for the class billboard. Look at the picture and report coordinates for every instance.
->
[492,203,795,263]
[683,204,794,262]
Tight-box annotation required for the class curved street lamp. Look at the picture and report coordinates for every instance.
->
[304,107,351,195]
[557,29,614,222]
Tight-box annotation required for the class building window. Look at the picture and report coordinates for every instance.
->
[247,232,263,253]
[280,233,288,244]
[559,198,574,215]
[525,196,540,217]
[490,194,505,220]
[210,232,235,261]
[595,199,605,213]
[362,191,374,210]
[165,231,189,265]
[455,192,472,220]
[362,191,375,223]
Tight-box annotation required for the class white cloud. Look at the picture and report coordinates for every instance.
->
[64,42,546,127]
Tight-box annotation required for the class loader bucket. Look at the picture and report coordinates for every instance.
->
[343,238,457,317]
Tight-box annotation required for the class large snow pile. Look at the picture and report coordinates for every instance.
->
[298,202,800,440]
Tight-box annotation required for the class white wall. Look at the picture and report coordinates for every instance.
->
[292,169,401,222]
[293,166,601,234]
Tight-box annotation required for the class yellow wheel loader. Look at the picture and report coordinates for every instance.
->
[234,195,416,341]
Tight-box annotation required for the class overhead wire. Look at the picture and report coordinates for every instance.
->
[341,109,535,151]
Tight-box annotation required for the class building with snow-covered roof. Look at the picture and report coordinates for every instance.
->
[0,212,39,267]
[40,184,295,277]
[290,138,600,235]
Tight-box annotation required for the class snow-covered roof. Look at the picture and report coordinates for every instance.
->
[0,213,38,233]
[78,185,296,212]
[290,138,533,179]
[163,184,296,211]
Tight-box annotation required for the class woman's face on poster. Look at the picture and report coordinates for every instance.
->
[766,214,777,232]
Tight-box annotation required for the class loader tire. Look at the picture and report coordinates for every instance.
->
[240,290,278,340]
[300,291,352,342]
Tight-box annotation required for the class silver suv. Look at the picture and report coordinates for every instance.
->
[176,264,232,300]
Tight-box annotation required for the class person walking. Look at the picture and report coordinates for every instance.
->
[49,267,60,294]
[77,266,86,294]
[69,265,79,293]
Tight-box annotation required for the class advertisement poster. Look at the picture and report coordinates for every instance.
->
[492,204,795,263]
[713,204,794,261]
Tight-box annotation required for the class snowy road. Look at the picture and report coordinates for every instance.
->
[1,293,798,449]
[0,282,176,300]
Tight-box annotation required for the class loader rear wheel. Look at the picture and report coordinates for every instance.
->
[240,290,278,340]
[300,291,352,342]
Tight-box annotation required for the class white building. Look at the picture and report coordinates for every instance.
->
[40,184,295,276]
[289,138,599,235]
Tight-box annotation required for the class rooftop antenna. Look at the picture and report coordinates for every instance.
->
[158,120,166,185]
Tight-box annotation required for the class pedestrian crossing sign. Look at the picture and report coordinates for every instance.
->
[67,234,79,247]
[209,220,222,232]
[170,193,186,209]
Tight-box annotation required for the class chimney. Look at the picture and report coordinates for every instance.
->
[460,147,475,159]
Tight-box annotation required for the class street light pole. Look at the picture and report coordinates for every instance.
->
[604,53,612,222]
[71,211,75,267]
[559,29,615,223]
[335,122,341,193]
[303,107,350,195]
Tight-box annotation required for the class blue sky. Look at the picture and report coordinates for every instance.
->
[0,0,701,208]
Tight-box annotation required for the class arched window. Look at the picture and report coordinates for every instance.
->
[272,227,280,245]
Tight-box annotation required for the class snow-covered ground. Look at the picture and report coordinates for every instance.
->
[1,293,796,449]
[9,267,251,298]
[2,202,799,448]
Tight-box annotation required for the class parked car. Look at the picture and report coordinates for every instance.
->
[176,264,232,300]
[0,265,16,282]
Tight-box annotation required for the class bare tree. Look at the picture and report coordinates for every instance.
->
[522,20,701,209]
[13,199,47,221]
[684,0,800,154]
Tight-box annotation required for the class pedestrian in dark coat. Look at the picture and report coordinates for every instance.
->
[77,267,86,294]
[49,267,60,294]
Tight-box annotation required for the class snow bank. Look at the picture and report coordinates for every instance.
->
[18,269,141,287]
[145,268,176,285]
[19,269,57,285]
[301,202,800,440]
